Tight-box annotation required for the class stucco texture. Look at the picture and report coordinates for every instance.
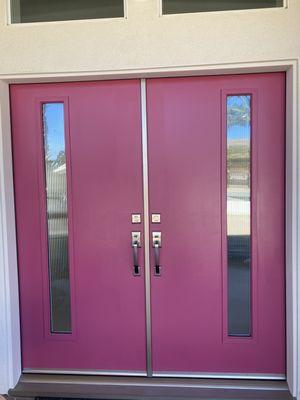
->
[0,0,299,76]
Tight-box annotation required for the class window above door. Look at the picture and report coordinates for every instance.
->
[10,0,125,24]
[162,0,285,15]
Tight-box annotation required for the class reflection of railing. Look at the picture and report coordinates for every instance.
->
[47,212,67,219]
[47,217,68,238]
[46,194,67,217]
[227,172,250,187]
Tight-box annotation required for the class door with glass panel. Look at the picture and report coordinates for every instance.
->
[11,81,147,373]
[147,73,286,377]
[11,74,285,377]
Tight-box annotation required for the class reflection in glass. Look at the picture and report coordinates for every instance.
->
[43,103,71,333]
[227,95,251,337]
[162,0,283,14]
[11,0,124,24]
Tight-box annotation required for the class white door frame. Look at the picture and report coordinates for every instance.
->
[0,59,299,397]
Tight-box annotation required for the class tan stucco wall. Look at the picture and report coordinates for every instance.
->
[0,0,299,76]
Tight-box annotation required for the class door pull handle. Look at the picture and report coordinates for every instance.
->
[152,232,162,276]
[132,232,141,276]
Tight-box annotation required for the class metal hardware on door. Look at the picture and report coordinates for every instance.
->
[152,232,162,276]
[151,214,161,223]
[131,214,141,224]
[131,232,141,276]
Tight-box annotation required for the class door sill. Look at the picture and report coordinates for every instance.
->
[8,373,294,400]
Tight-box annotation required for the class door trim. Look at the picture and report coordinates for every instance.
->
[141,78,153,377]
[15,76,286,382]
[0,59,298,397]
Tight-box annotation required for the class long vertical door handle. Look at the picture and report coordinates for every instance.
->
[152,232,162,276]
[132,232,141,276]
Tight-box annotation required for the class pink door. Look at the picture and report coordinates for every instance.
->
[11,80,147,373]
[11,73,285,378]
[147,73,286,377]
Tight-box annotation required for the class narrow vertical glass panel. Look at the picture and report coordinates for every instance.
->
[11,0,124,24]
[162,0,283,15]
[42,103,71,333]
[227,95,251,337]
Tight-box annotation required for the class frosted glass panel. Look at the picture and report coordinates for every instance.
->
[42,103,71,333]
[227,95,251,337]
[163,0,283,14]
[11,0,124,23]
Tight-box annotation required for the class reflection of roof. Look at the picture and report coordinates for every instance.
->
[53,164,66,174]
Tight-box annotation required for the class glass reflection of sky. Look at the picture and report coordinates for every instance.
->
[228,125,250,140]
[43,103,65,160]
[227,95,250,141]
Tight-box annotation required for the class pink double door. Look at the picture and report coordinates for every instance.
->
[11,73,285,378]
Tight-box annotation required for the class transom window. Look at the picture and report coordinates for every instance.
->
[162,0,284,15]
[10,0,124,24]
